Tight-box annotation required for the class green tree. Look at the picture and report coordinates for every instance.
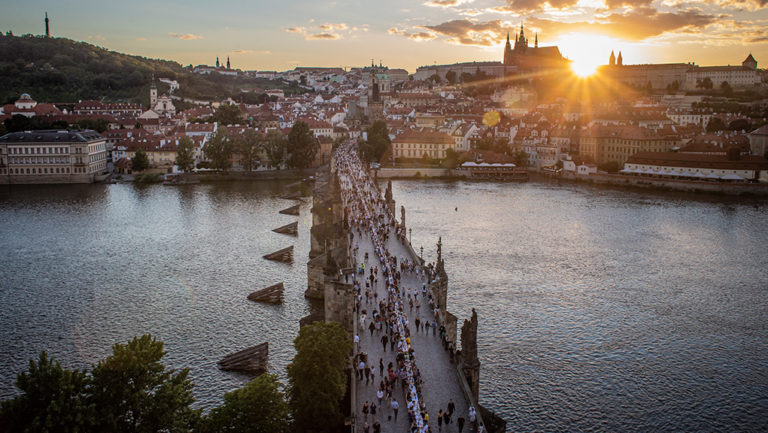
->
[0,352,94,432]
[513,150,529,167]
[213,104,244,125]
[238,129,261,172]
[205,127,233,172]
[706,117,727,133]
[720,81,733,96]
[360,120,391,163]
[697,77,713,90]
[175,136,195,173]
[89,334,199,433]
[445,70,457,85]
[198,374,289,433]
[264,130,286,169]
[287,322,352,433]
[131,148,149,172]
[286,121,318,169]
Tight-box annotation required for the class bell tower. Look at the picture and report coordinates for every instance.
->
[150,75,158,108]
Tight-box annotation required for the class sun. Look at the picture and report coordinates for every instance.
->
[571,59,598,77]
[555,33,624,78]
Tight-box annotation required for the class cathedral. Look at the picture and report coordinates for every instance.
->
[502,24,569,71]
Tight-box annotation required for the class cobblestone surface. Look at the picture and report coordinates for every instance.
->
[352,230,472,433]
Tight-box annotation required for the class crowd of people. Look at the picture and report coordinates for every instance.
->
[334,143,483,433]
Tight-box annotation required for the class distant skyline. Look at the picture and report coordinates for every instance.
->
[1,0,766,73]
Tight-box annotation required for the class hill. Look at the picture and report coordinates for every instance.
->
[0,33,304,106]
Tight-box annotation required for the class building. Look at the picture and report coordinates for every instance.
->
[502,24,569,73]
[579,126,680,165]
[392,129,454,160]
[623,151,768,182]
[748,124,768,157]
[684,55,761,90]
[0,129,108,184]
[1,93,61,118]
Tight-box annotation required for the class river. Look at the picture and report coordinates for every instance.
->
[1,180,766,431]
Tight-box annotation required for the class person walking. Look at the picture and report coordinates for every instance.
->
[447,398,455,423]
[391,398,399,421]
[381,334,388,352]
[437,409,443,432]
[379,358,384,377]
[457,416,465,433]
[370,401,377,418]
[373,420,381,433]
[376,388,384,406]
[362,401,370,422]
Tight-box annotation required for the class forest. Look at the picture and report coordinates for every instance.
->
[0,33,302,105]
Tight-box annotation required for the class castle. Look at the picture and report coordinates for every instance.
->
[502,24,569,71]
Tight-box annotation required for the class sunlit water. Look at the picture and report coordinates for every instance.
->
[1,180,767,431]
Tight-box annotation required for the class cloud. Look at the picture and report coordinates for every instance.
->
[319,23,348,31]
[169,33,203,40]
[284,24,347,40]
[493,0,580,13]
[388,27,438,41]
[530,7,715,40]
[424,0,474,6]
[421,19,509,46]
[231,49,272,55]
[307,32,342,39]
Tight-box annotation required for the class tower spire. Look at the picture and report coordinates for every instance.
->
[535,32,538,48]
[45,12,50,38]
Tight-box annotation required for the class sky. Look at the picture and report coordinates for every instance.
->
[1,0,767,73]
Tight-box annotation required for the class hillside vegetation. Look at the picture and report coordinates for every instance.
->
[0,33,302,105]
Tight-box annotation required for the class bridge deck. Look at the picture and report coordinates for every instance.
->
[353,230,471,433]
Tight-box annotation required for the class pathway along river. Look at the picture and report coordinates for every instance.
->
[1,180,767,431]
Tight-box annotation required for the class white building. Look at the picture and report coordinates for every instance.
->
[0,129,108,184]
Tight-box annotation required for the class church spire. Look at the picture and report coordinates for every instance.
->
[617,51,623,66]
[506,32,510,43]
[227,56,230,69]
[609,50,615,66]
[45,12,50,38]
[535,32,538,48]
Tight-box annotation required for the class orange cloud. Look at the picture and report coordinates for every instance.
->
[421,19,510,46]
[388,27,438,41]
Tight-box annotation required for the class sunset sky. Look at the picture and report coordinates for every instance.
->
[1,0,766,73]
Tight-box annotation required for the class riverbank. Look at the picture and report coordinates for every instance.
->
[558,172,768,196]
[111,167,318,184]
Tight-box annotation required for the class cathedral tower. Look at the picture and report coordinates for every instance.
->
[617,51,623,66]
[609,50,615,66]
[503,32,513,65]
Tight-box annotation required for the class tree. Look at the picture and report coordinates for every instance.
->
[513,150,529,167]
[286,121,318,169]
[720,81,733,96]
[0,352,93,432]
[360,120,391,163]
[175,136,195,173]
[445,70,457,85]
[706,117,727,133]
[728,118,751,132]
[696,77,713,90]
[198,374,289,433]
[238,129,261,172]
[287,322,352,433]
[264,130,286,169]
[89,334,199,433]
[213,104,244,125]
[205,127,233,172]
[131,148,149,172]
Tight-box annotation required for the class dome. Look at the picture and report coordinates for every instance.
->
[19,93,32,100]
